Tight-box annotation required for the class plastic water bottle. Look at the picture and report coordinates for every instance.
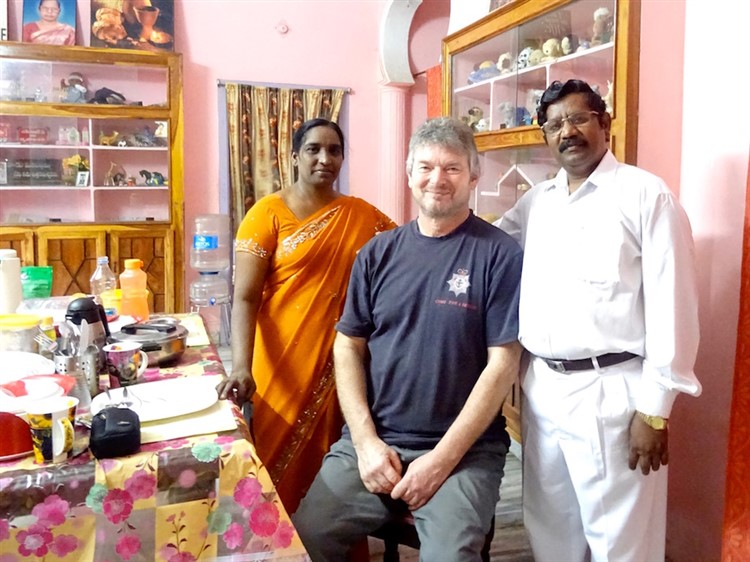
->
[119,259,149,322]
[90,256,118,318]
[190,214,231,272]
[190,272,231,345]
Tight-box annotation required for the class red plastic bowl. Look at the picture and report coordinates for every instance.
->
[0,411,33,459]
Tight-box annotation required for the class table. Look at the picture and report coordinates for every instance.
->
[0,343,310,561]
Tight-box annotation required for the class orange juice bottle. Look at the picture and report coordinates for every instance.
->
[119,259,149,322]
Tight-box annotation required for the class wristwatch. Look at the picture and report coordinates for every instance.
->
[636,411,668,430]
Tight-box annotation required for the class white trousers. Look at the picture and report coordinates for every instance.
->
[522,356,667,562]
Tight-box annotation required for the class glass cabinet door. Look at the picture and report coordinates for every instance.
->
[449,0,616,132]
[0,46,176,227]
[473,146,558,221]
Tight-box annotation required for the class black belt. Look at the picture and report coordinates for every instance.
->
[540,352,638,373]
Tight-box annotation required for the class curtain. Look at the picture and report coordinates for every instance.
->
[225,84,346,235]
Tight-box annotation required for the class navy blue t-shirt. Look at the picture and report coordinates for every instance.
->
[336,213,522,449]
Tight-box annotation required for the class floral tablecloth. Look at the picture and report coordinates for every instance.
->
[0,344,310,561]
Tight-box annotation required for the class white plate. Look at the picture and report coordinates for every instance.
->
[0,352,56,384]
[0,379,65,414]
[90,376,221,423]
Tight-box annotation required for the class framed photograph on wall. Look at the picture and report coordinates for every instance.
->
[1,0,9,41]
[91,0,174,52]
[22,0,77,45]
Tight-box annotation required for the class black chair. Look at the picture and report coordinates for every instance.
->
[371,512,495,562]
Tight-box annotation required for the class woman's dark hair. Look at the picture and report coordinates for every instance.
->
[38,0,61,9]
[292,119,345,155]
[537,79,607,127]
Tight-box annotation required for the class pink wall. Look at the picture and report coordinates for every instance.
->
[636,0,684,194]
[638,1,749,560]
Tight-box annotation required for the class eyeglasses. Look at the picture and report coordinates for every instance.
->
[540,111,600,136]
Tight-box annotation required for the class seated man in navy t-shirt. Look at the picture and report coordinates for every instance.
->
[293,117,523,561]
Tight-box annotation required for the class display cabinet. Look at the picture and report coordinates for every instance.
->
[0,42,184,312]
[443,0,640,441]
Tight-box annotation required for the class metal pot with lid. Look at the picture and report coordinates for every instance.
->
[110,316,188,366]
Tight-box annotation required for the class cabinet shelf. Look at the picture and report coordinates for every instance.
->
[454,41,614,96]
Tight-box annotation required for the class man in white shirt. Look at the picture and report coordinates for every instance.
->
[497,79,701,562]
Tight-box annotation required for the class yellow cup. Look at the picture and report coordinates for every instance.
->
[26,397,78,464]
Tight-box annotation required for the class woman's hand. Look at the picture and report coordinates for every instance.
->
[216,371,257,406]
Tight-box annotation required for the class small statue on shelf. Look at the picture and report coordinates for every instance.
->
[104,161,127,187]
[139,170,166,186]
[541,38,562,62]
[561,34,579,55]
[99,130,120,146]
[60,72,87,104]
[591,7,614,46]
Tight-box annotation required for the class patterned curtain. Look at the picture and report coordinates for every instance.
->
[225,85,346,235]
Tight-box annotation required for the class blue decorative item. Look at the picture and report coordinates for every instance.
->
[515,107,532,126]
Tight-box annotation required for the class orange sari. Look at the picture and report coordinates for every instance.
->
[235,193,395,513]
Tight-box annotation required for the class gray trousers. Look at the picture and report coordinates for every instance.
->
[292,437,507,562]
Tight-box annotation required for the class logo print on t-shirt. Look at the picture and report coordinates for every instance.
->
[447,269,471,296]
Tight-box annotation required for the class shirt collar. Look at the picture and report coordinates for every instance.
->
[545,150,618,195]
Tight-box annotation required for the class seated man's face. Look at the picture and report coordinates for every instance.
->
[408,145,477,220]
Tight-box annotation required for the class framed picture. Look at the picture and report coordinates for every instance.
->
[22,0,77,45]
[75,171,89,187]
[91,0,174,52]
[1,0,8,42]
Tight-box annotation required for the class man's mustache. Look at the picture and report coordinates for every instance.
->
[559,139,586,153]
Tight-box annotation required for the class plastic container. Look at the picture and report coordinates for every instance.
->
[20,266,53,299]
[0,249,22,314]
[100,289,122,322]
[0,313,41,352]
[90,256,118,320]
[119,259,149,322]
[190,214,231,272]
[190,273,231,345]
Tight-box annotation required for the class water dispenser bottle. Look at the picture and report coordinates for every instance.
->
[190,214,230,273]
[190,272,231,346]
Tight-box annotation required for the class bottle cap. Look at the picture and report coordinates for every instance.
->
[124,259,143,269]
[96,256,110,265]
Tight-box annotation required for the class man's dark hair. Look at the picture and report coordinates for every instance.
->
[537,79,607,127]
[292,118,345,155]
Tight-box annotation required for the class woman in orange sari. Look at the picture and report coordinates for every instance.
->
[217,119,396,513]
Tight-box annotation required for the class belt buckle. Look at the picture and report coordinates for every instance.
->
[546,360,567,373]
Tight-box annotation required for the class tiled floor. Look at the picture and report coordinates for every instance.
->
[217,345,533,560]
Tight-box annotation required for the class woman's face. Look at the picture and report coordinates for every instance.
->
[39,0,60,23]
[292,126,344,188]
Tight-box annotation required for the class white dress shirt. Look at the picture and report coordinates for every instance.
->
[498,151,701,417]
